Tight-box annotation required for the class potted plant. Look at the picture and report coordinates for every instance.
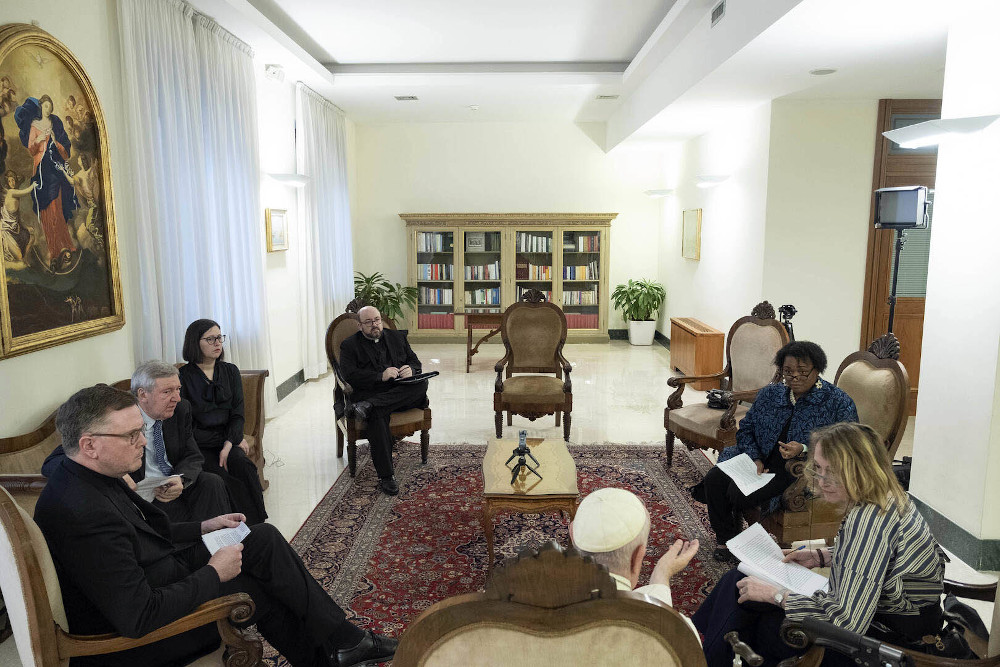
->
[611,278,666,346]
[353,271,419,326]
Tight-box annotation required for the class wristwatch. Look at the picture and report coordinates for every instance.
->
[773,589,787,606]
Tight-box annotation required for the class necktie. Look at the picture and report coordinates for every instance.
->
[151,421,173,476]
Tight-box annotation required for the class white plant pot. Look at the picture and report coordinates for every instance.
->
[628,320,656,346]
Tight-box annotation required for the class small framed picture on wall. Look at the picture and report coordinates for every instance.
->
[682,208,702,260]
[265,208,288,252]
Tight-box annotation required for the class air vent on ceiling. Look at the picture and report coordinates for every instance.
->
[711,0,725,26]
[394,95,419,101]
[596,94,620,100]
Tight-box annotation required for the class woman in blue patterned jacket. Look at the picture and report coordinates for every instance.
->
[696,341,858,561]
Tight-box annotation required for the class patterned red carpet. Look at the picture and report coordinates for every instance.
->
[262,441,728,665]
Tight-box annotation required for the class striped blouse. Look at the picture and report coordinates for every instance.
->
[783,497,945,634]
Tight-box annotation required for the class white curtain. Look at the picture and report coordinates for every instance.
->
[295,84,355,379]
[118,0,276,408]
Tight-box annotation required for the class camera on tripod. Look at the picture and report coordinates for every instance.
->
[506,430,542,485]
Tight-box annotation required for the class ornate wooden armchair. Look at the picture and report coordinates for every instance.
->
[324,310,431,476]
[0,484,261,666]
[394,541,705,667]
[0,414,58,517]
[494,290,573,441]
[664,302,789,465]
[759,334,910,546]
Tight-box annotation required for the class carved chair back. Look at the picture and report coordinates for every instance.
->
[393,542,705,667]
[725,302,789,393]
[500,297,568,377]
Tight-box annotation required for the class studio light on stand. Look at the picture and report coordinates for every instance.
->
[873,186,931,333]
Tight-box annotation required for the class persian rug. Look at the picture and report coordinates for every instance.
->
[262,441,728,665]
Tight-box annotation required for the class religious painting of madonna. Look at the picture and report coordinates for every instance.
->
[0,24,124,359]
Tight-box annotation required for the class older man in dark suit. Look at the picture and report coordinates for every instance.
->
[34,384,396,667]
[43,360,230,523]
[339,306,429,495]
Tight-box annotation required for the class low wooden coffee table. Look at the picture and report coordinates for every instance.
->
[481,437,579,573]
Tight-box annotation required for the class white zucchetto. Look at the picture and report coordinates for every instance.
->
[572,488,648,553]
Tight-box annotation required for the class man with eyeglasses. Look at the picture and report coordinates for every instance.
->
[43,360,231,523]
[338,305,429,495]
[34,384,397,667]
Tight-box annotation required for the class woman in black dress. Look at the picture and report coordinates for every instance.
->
[179,318,267,524]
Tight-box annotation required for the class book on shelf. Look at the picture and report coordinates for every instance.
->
[464,287,501,306]
[417,263,453,280]
[418,313,455,329]
[463,260,500,280]
[565,313,599,329]
[465,232,485,251]
[516,232,551,253]
[563,289,598,305]
[515,259,528,280]
[419,286,453,306]
[416,231,452,253]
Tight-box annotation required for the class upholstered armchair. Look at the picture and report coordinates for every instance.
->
[394,541,705,667]
[0,484,262,666]
[324,310,431,476]
[494,290,573,441]
[664,302,789,465]
[760,334,910,546]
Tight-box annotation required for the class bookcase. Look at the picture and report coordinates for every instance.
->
[402,213,616,341]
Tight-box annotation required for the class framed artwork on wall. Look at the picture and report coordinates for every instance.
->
[265,208,288,252]
[0,23,125,359]
[682,208,702,260]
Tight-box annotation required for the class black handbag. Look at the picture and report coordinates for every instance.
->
[706,389,733,410]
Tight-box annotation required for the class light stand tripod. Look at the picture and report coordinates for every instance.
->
[886,228,908,334]
[506,430,542,485]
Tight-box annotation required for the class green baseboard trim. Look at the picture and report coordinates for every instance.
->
[609,329,670,350]
[276,369,305,402]
[911,496,1000,570]
[654,330,670,350]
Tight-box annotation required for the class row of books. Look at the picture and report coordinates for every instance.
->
[563,260,599,280]
[515,261,552,280]
[418,313,455,329]
[516,232,552,253]
[563,290,598,305]
[566,313,599,329]
[465,287,501,305]
[517,286,553,301]
[464,261,500,280]
[564,234,599,252]
[465,231,502,252]
[417,263,454,280]
[419,287,453,305]
[416,231,453,253]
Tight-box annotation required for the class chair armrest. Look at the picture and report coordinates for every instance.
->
[779,618,907,667]
[0,474,47,495]
[944,578,998,602]
[780,459,810,513]
[495,351,512,392]
[557,352,572,392]
[667,369,727,387]
[58,593,256,657]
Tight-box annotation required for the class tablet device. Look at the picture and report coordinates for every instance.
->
[393,371,440,384]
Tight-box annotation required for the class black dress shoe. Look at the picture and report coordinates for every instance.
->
[351,401,372,421]
[713,547,738,563]
[378,477,399,496]
[336,630,398,667]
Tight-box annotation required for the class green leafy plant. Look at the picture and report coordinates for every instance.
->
[353,271,419,323]
[611,278,666,322]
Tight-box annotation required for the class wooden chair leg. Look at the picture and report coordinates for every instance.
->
[507,411,512,426]
[336,428,344,458]
[563,413,571,442]
[665,431,675,466]
[420,429,429,463]
[495,411,503,438]
[555,411,561,426]
[348,440,357,477]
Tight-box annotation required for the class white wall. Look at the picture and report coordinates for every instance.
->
[352,122,663,328]
[656,102,773,336]
[1,1,138,435]
[761,99,877,368]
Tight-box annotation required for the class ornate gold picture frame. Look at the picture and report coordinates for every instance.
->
[682,208,702,260]
[0,24,124,358]
[265,208,288,252]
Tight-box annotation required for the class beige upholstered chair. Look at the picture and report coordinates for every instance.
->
[0,484,261,666]
[760,333,910,546]
[324,310,431,476]
[394,541,705,667]
[664,302,789,465]
[494,290,573,441]
[0,415,58,517]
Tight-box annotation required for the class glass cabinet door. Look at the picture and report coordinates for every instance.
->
[462,230,503,314]
[560,230,601,329]
[415,230,455,330]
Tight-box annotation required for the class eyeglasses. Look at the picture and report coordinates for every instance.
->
[809,469,842,487]
[201,335,227,345]
[782,367,814,381]
[89,429,145,445]
[361,317,382,326]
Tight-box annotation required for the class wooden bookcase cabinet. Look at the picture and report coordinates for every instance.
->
[402,213,616,341]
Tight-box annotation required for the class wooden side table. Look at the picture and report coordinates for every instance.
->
[669,317,724,390]
[481,437,579,573]
[463,312,503,373]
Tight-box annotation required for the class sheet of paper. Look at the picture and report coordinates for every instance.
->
[727,523,829,596]
[201,522,251,556]
[717,453,775,496]
[133,474,182,502]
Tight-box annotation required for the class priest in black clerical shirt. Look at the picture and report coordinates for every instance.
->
[338,306,429,495]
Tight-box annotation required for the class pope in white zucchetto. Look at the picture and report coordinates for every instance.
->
[570,487,702,640]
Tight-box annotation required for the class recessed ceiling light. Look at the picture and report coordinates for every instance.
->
[394,95,418,101]
[696,174,729,189]
[809,68,837,76]
[596,94,620,100]
[644,189,674,198]
[468,104,480,111]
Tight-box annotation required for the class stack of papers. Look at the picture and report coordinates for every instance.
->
[726,523,829,596]
[717,453,775,495]
[202,522,251,555]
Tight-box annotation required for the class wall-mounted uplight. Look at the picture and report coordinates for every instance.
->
[882,114,1000,149]
[644,189,674,198]
[695,174,729,189]
[267,173,311,188]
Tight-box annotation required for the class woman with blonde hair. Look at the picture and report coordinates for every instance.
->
[693,422,950,666]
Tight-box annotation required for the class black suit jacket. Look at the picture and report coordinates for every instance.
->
[42,400,205,489]
[33,458,220,664]
[339,329,422,402]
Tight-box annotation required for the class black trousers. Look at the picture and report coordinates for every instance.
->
[703,446,795,544]
[154,471,232,524]
[361,380,428,478]
[200,445,268,525]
